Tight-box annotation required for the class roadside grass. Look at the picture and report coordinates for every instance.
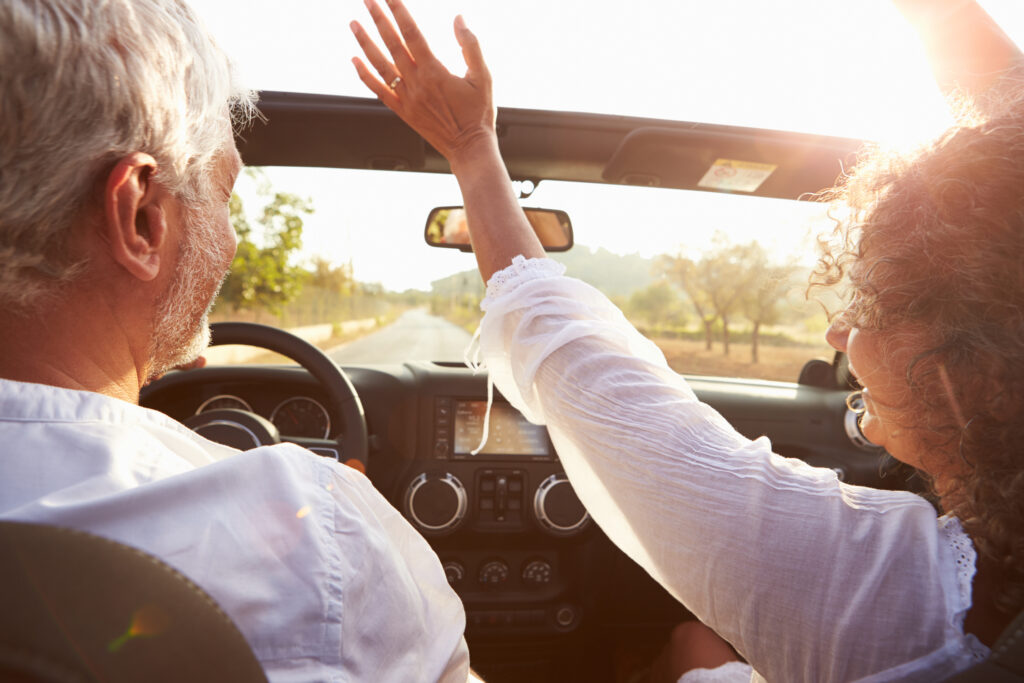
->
[652,337,833,383]
[433,309,830,382]
[439,306,482,335]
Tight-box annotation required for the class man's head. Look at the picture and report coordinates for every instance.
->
[0,0,254,308]
[149,148,243,377]
[0,0,256,381]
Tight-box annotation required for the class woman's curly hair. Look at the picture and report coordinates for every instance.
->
[810,81,1024,616]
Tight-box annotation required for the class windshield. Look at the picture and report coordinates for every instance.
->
[211,165,835,380]
[196,0,1024,381]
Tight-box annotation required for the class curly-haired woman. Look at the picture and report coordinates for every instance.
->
[816,86,1024,642]
[351,1,1022,680]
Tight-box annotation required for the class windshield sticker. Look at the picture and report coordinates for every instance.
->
[698,159,777,192]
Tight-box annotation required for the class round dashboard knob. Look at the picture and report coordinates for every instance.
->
[522,559,553,586]
[404,473,467,535]
[533,474,590,536]
[442,560,466,587]
[478,559,510,587]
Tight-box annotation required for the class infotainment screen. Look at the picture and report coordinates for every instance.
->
[453,400,549,456]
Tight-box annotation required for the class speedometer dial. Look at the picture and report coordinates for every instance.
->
[196,394,252,414]
[270,397,331,438]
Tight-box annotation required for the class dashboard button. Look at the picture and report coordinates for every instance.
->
[555,605,577,628]
[435,398,452,419]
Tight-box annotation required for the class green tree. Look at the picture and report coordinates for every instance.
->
[219,169,312,317]
[627,280,687,329]
[703,240,759,356]
[739,243,799,364]
[304,256,354,322]
[660,235,757,354]
[658,255,717,351]
[309,256,353,293]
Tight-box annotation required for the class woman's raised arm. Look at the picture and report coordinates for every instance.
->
[350,0,543,281]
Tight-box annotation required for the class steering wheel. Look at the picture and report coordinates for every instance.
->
[147,322,368,469]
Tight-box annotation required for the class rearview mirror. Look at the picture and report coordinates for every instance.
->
[424,207,573,252]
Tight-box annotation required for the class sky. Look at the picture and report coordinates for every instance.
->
[188,0,1024,291]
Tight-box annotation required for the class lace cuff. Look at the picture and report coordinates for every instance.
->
[482,255,566,309]
[938,515,978,626]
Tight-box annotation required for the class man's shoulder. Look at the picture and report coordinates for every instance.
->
[202,443,382,514]
[224,443,362,486]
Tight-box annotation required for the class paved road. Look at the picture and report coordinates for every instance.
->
[327,309,474,364]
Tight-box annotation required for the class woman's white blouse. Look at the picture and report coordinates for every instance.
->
[478,256,989,682]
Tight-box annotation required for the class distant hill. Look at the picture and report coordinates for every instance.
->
[428,245,656,299]
[550,246,655,297]
[430,270,485,297]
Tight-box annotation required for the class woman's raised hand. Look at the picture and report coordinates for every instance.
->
[350,0,495,168]
[353,0,543,281]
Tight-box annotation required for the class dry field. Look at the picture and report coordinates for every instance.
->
[651,337,834,383]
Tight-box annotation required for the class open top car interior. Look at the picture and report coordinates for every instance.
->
[5,0,1024,680]
[138,93,920,682]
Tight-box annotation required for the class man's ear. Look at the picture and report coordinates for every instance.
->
[102,153,170,282]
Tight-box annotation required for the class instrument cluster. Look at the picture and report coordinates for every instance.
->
[195,394,331,439]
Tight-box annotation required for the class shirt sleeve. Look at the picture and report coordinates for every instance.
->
[478,256,962,682]
[679,661,755,683]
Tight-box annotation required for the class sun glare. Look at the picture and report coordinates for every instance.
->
[193,0,1019,291]
[193,0,961,143]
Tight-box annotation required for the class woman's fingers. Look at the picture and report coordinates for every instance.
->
[351,55,400,109]
[350,21,401,87]
[384,0,438,64]
[350,2,496,163]
[454,15,490,86]
[364,0,415,74]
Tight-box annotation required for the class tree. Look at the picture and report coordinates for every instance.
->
[627,280,687,329]
[219,169,313,317]
[306,256,354,322]
[309,256,353,294]
[704,241,759,356]
[658,255,717,350]
[660,235,757,355]
[739,243,799,364]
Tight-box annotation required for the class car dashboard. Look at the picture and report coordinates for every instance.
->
[142,359,899,681]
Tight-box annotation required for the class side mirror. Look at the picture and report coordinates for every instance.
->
[424,206,574,253]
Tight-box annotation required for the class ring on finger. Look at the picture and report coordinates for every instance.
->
[389,75,402,89]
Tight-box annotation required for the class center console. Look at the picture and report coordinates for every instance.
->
[401,395,592,636]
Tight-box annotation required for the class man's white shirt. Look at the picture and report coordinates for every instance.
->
[0,377,470,683]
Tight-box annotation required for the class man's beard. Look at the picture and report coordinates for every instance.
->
[147,205,230,379]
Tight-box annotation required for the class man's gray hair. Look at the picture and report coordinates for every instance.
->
[0,0,257,309]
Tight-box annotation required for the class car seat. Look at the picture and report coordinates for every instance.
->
[944,609,1024,682]
[0,521,268,682]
